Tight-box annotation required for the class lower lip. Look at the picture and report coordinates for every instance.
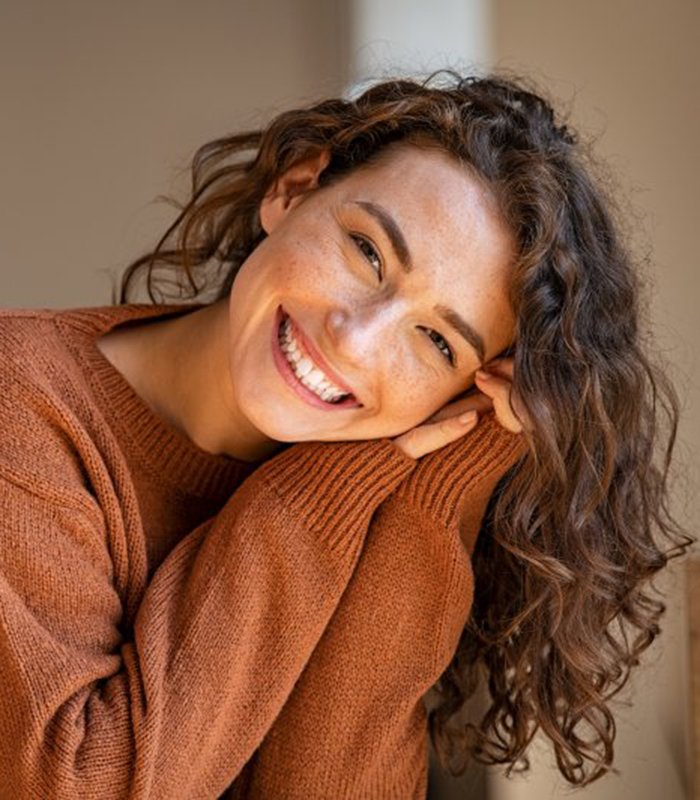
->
[271,305,362,411]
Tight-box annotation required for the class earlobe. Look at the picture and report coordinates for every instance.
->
[259,148,331,235]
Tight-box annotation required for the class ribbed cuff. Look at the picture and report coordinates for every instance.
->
[255,437,417,552]
[391,411,528,531]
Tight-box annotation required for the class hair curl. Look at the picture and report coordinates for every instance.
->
[115,70,694,787]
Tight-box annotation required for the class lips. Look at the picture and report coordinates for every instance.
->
[279,306,359,400]
[273,305,363,410]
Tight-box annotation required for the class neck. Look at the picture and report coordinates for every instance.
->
[122,299,283,463]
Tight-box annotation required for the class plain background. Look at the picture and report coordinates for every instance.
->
[1,2,697,798]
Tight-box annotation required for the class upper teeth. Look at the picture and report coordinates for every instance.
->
[279,317,351,403]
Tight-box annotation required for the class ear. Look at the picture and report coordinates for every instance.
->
[259,148,332,234]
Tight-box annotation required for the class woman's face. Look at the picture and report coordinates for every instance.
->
[227,140,516,444]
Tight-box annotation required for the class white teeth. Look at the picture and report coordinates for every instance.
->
[279,316,351,402]
[305,368,326,387]
[296,357,313,376]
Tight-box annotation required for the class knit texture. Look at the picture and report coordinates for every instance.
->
[0,303,527,799]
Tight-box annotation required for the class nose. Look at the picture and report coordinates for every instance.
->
[324,303,403,364]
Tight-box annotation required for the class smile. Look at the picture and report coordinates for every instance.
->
[271,306,362,410]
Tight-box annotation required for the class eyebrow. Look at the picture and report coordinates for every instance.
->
[351,199,487,364]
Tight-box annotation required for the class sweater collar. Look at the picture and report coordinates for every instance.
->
[54,302,260,500]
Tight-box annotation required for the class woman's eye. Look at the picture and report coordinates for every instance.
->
[349,232,455,367]
[350,233,382,278]
[421,327,456,366]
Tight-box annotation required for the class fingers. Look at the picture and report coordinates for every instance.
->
[392,410,479,460]
[424,389,493,424]
[486,356,513,379]
[393,353,524,459]
[474,368,524,433]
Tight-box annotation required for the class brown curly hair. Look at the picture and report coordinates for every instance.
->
[114,70,694,787]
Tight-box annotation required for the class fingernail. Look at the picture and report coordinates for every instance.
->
[458,411,478,425]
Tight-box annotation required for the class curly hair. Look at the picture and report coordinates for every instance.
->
[114,70,694,787]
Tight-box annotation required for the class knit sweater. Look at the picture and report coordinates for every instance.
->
[0,302,527,799]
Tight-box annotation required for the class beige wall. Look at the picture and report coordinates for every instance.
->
[489,1,699,798]
[0,0,347,308]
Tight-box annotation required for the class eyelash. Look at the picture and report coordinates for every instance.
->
[349,232,456,366]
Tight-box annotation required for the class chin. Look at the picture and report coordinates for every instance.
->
[240,400,310,442]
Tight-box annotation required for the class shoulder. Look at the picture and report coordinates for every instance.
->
[0,307,104,517]
[0,306,83,399]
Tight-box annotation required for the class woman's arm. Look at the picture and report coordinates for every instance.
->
[227,412,527,799]
[0,437,417,800]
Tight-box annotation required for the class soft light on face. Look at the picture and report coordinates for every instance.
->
[226,141,517,444]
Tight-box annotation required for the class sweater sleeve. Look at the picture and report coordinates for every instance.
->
[227,411,528,799]
[0,437,417,800]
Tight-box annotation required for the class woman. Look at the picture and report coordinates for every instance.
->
[0,72,690,798]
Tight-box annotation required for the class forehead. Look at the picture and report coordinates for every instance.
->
[332,142,515,290]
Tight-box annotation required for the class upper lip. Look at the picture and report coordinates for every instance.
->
[283,309,358,399]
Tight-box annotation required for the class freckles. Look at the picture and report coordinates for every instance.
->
[394,371,430,408]
[384,351,411,382]
[288,235,334,272]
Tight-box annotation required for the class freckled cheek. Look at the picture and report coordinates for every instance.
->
[378,356,436,423]
[271,241,350,295]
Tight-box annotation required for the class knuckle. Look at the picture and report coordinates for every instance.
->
[439,419,454,436]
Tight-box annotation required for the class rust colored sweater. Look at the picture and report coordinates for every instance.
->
[0,303,526,799]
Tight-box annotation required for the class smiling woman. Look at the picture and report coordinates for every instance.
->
[0,70,693,799]
[98,134,515,464]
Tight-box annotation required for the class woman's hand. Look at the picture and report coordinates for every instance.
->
[473,357,529,434]
[391,357,529,460]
